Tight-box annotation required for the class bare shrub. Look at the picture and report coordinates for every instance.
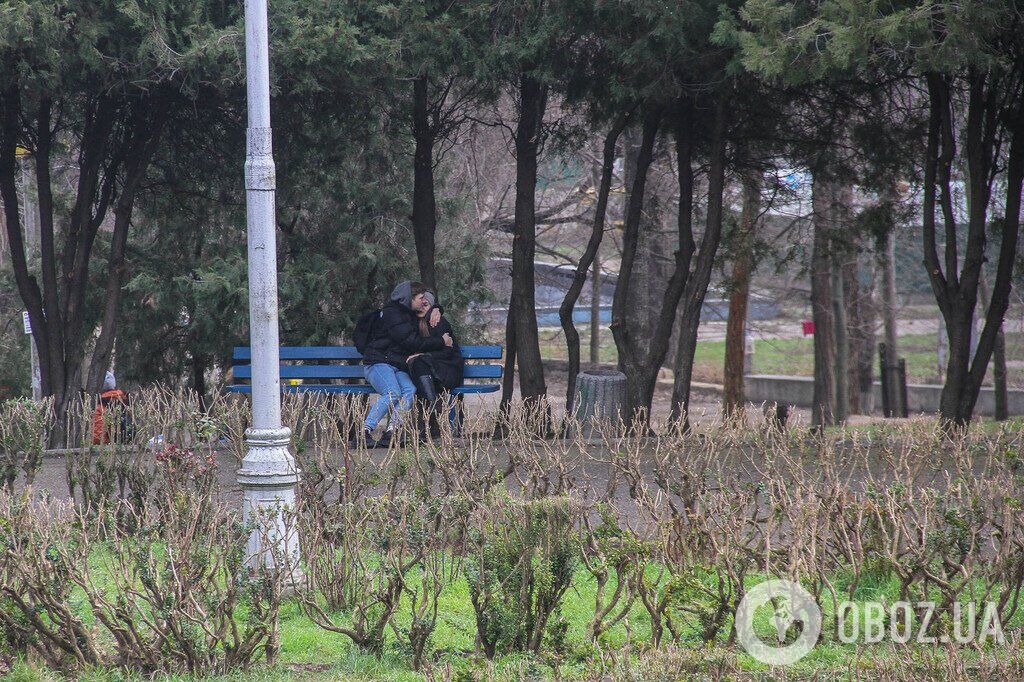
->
[0,387,282,676]
[8,386,1024,677]
[297,489,453,655]
[0,398,52,489]
[293,404,469,664]
[0,478,281,674]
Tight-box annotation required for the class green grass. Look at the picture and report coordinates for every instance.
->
[538,326,1024,387]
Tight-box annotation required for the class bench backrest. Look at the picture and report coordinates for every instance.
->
[231,345,503,382]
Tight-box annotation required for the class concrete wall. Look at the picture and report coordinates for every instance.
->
[743,374,1024,417]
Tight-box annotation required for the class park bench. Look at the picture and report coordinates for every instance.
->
[226,345,503,432]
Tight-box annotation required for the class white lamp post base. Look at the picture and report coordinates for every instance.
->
[238,426,301,580]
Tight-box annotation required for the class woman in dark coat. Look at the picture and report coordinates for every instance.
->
[406,291,464,434]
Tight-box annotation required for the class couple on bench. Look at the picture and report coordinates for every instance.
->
[354,280,464,448]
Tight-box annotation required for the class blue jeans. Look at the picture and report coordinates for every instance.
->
[364,363,415,430]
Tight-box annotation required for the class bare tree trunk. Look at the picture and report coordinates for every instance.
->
[722,171,760,420]
[810,173,836,429]
[611,106,663,416]
[496,288,518,435]
[993,326,1009,421]
[590,254,601,365]
[560,115,627,415]
[87,115,166,393]
[849,249,878,413]
[612,95,716,429]
[510,73,548,405]
[979,273,1009,421]
[831,256,848,423]
[669,93,729,426]
[922,72,1022,427]
[842,252,863,414]
[878,221,900,414]
[192,353,208,410]
[33,98,63,399]
[0,89,53,397]
[411,75,438,290]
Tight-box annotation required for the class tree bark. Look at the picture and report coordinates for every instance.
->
[979,273,1009,421]
[34,98,63,400]
[1,82,168,443]
[669,93,729,426]
[831,255,849,423]
[560,115,627,416]
[509,73,549,405]
[87,114,167,394]
[0,85,52,398]
[993,325,1009,421]
[960,81,1022,425]
[847,248,877,413]
[499,290,517,405]
[610,105,663,420]
[61,95,119,385]
[841,253,861,414]
[411,75,438,290]
[878,212,900,415]
[722,171,760,420]
[496,287,518,436]
[922,71,1022,427]
[810,173,837,429]
[590,254,601,365]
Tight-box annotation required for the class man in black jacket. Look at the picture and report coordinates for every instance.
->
[358,281,452,447]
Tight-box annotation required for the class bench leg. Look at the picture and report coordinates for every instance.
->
[448,394,465,437]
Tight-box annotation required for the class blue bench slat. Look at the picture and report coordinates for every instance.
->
[463,365,502,379]
[453,385,500,394]
[230,345,502,397]
[227,384,498,395]
[234,364,500,381]
[234,346,363,361]
[458,345,503,359]
[234,345,502,361]
[227,384,375,394]
[233,365,365,380]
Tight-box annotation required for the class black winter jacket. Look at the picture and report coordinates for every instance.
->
[361,301,445,371]
[410,311,464,391]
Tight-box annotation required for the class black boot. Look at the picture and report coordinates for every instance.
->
[416,375,439,406]
[416,375,441,438]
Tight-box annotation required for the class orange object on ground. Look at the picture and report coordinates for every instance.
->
[92,389,128,445]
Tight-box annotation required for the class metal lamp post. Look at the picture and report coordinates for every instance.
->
[238,0,300,569]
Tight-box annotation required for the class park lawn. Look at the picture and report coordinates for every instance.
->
[539,326,1024,388]
[7,558,1024,681]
